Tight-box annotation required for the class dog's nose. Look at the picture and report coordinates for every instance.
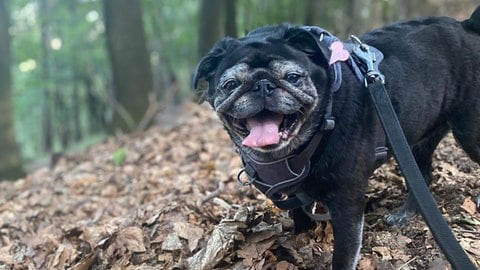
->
[253,79,276,95]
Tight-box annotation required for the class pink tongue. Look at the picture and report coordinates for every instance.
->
[242,113,283,148]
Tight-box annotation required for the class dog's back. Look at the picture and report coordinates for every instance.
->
[356,6,480,144]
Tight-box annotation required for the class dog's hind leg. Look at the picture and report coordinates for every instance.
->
[385,125,449,226]
[449,108,480,212]
[450,118,480,165]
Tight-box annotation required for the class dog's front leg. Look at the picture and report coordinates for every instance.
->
[290,207,317,233]
[327,188,366,270]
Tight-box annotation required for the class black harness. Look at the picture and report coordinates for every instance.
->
[237,29,476,269]
[238,122,333,212]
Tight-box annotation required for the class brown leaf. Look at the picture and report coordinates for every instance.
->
[187,222,240,269]
[460,238,480,257]
[0,245,13,264]
[81,224,118,249]
[116,226,146,253]
[357,256,376,270]
[237,238,276,261]
[173,222,204,252]
[51,244,72,269]
[461,198,477,215]
[161,234,183,251]
[276,260,298,270]
[372,246,392,260]
[70,252,97,270]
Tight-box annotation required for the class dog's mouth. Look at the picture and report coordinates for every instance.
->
[230,110,305,149]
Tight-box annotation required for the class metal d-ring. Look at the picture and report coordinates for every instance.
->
[237,168,255,186]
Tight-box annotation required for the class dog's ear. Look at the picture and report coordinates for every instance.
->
[192,37,235,103]
[283,26,331,65]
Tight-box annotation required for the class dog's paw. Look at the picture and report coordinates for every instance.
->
[384,209,416,226]
[293,219,316,234]
[290,208,316,234]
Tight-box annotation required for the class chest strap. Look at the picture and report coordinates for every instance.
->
[238,130,327,209]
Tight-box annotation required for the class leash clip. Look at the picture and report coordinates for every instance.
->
[350,35,385,86]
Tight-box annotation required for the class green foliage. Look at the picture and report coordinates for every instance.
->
[112,147,126,166]
[11,0,109,161]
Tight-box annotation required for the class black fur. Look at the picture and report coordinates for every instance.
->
[194,6,480,270]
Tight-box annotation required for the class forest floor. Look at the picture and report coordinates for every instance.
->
[0,102,479,270]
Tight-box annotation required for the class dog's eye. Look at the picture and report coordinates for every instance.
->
[285,73,301,84]
[223,79,239,91]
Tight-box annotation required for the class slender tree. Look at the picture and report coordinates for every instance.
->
[0,1,24,179]
[198,0,223,57]
[345,0,365,35]
[103,0,153,132]
[39,0,53,152]
[304,0,329,26]
[67,1,83,142]
[225,0,237,37]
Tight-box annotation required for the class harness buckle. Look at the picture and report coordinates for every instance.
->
[375,146,389,162]
[321,116,336,131]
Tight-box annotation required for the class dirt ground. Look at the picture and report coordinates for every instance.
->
[0,102,479,270]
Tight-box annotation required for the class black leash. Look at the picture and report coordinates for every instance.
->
[350,36,476,270]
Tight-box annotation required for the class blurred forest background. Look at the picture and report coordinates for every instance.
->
[0,0,477,180]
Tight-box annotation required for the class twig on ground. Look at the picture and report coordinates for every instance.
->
[455,229,480,236]
[196,181,225,207]
[396,256,417,270]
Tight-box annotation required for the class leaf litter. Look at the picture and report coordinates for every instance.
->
[0,102,479,269]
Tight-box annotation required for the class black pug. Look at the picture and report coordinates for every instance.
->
[193,6,480,270]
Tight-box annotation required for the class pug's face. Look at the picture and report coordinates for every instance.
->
[193,25,332,159]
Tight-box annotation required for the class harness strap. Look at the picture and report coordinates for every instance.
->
[239,132,325,208]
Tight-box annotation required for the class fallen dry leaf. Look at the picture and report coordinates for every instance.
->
[172,222,204,252]
[187,222,240,269]
[115,226,147,253]
[461,198,477,215]
[357,256,376,270]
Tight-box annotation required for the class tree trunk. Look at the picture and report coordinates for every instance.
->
[84,75,105,133]
[198,0,223,57]
[304,0,316,26]
[103,0,153,133]
[304,0,327,26]
[72,76,82,142]
[225,0,237,37]
[345,0,369,35]
[39,0,53,152]
[0,1,24,179]
[55,90,70,149]
[68,1,82,142]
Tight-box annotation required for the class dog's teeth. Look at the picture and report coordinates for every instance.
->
[287,118,298,132]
